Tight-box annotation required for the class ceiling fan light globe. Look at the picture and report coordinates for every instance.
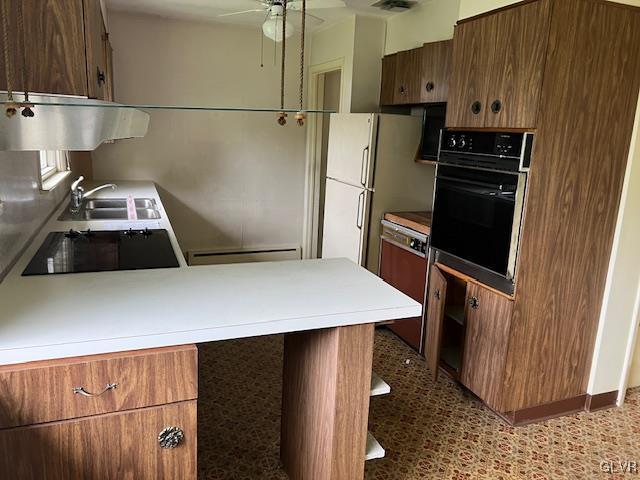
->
[262,17,294,42]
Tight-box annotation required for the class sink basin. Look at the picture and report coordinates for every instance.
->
[58,198,161,221]
[84,198,157,210]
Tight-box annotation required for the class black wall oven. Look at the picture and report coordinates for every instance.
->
[430,130,533,294]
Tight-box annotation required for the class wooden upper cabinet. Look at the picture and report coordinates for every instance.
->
[84,0,108,100]
[484,0,552,128]
[425,264,447,381]
[380,54,397,106]
[393,48,422,105]
[0,0,88,96]
[447,0,552,128]
[420,40,452,103]
[460,283,513,412]
[104,34,115,102]
[446,14,497,128]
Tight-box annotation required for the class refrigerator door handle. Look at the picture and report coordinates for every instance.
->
[356,191,365,230]
[360,146,370,187]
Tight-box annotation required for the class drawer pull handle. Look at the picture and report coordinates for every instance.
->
[72,383,118,397]
[158,426,185,449]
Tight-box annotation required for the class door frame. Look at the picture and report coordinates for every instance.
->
[301,58,345,259]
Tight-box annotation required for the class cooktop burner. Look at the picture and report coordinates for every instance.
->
[22,229,180,276]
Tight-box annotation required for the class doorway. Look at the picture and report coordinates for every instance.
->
[302,61,343,259]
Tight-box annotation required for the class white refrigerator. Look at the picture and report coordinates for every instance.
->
[321,113,435,273]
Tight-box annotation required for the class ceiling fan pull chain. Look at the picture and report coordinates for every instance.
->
[295,0,306,127]
[277,0,288,126]
[1,1,17,118]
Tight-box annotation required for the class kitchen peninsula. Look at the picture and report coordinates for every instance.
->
[0,182,421,479]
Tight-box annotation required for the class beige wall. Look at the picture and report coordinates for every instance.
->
[384,0,460,54]
[92,11,307,254]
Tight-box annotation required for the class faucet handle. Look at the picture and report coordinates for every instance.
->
[71,176,84,192]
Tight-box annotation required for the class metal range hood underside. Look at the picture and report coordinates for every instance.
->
[0,93,150,151]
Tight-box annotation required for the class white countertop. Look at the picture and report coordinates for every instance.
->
[0,181,421,365]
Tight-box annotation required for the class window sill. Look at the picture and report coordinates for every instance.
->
[40,170,71,192]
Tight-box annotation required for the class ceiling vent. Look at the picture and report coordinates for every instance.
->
[371,0,417,12]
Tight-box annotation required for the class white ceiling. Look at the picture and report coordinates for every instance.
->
[105,0,416,29]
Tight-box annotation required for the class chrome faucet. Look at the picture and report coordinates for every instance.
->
[70,176,117,211]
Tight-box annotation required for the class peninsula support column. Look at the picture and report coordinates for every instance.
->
[280,323,374,480]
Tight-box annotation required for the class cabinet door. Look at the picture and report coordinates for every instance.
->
[84,0,108,99]
[484,0,552,128]
[0,0,87,96]
[393,48,422,105]
[379,239,427,352]
[460,284,513,412]
[446,15,497,128]
[104,34,115,102]
[0,401,197,479]
[380,54,397,106]
[425,265,447,381]
[420,40,453,103]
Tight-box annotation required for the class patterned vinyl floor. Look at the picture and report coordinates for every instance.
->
[197,329,640,480]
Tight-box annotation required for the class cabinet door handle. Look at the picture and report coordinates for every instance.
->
[97,67,106,86]
[491,99,502,114]
[425,81,435,92]
[158,426,185,449]
[399,85,406,95]
[434,288,441,300]
[72,382,118,397]
[471,101,482,115]
[469,296,479,309]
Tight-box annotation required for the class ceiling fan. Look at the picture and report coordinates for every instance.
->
[218,0,347,42]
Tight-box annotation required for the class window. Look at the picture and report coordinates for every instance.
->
[39,150,71,191]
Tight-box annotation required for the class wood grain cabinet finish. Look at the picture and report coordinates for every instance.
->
[84,0,108,100]
[0,0,88,96]
[393,48,422,105]
[0,401,197,480]
[0,345,198,429]
[460,283,513,412]
[447,0,551,128]
[420,40,452,103]
[379,54,397,106]
[104,34,115,102]
[484,0,551,128]
[502,0,640,412]
[446,14,497,128]
[424,264,447,381]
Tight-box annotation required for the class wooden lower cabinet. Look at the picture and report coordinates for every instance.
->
[424,263,513,412]
[0,401,197,479]
[460,283,513,412]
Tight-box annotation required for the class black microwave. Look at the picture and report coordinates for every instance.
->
[420,103,446,160]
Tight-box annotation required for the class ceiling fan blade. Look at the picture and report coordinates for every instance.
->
[288,0,346,10]
[218,9,266,18]
[288,10,325,22]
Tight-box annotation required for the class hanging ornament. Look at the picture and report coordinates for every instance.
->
[296,0,306,127]
[277,0,288,125]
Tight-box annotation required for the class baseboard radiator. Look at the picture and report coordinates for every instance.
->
[187,246,302,266]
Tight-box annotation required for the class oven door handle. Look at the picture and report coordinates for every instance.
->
[437,175,517,194]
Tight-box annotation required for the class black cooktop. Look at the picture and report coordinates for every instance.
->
[22,229,180,276]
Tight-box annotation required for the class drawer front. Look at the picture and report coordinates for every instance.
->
[0,345,197,428]
[0,400,197,480]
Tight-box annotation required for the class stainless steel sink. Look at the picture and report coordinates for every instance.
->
[58,198,161,221]
[84,198,157,210]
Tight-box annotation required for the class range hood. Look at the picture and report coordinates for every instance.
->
[0,93,149,151]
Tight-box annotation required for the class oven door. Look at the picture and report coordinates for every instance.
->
[431,165,526,280]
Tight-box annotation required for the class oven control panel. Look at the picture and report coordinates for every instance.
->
[439,130,534,172]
